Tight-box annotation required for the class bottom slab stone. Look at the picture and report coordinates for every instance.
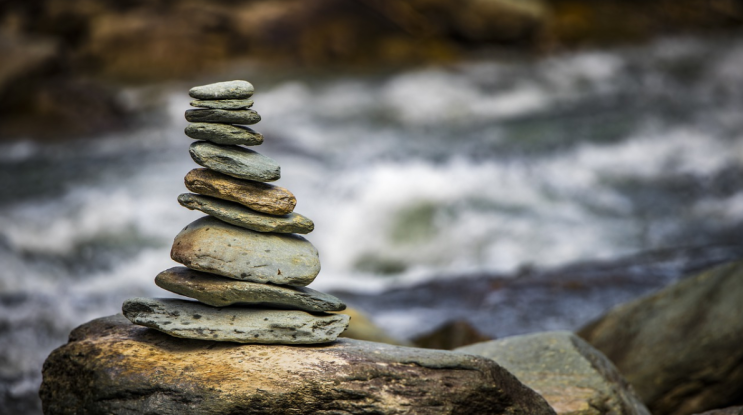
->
[122,297,349,344]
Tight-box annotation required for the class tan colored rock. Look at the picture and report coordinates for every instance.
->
[184,168,296,215]
[337,307,410,346]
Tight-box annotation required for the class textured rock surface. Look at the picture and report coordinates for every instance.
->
[189,80,254,100]
[155,267,345,311]
[185,108,261,124]
[190,98,254,109]
[178,193,313,234]
[579,261,743,415]
[171,216,320,286]
[185,168,295,215]
[693,408,743,415]
[185,123,263,146]
[122,298,348,344]
[457,331,650,415]
[40,314,557,415]
[189,141,280,182]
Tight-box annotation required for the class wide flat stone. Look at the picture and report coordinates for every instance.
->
[40,314,556,415]
[185,109,261,124]
[184,168,295,215]
[155,267,345,311]
[178,193,313,234]
[189,141,280,182]
[189,80,254,100]
[171,216,320,286]
[185,123,263,146]
[122,297,348,344]
[190,99,254,110]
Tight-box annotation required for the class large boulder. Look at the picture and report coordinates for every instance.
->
[40,314,557,415]
[456,331,650,415]
[578,261,743,415]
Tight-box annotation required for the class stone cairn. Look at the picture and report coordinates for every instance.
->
[122,80,350,344]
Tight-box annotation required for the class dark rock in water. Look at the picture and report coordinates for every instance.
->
[579,260,743,415]
[40,314,557,415]
[189,80,254,100]
[185,123,263,146]
[457,331,651,415]
[185,108,261,124]
[189,141,280,182]
[413,319,492,350]
[190,98,254,110]
[692,407,743,415]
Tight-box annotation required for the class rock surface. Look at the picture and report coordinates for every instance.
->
[122,298,348,344]
[579,261,743,415]
[155,267,345,311]
[178,193,313,234]
[189,141,280,182]
[185,123,264,146]
[185,168,295,215]
[457,331,650,415]
[171,216,320,286]
[189,80,254,100]
[190,98,254,109]
[693,408,743,415]
[40,314,557,415]
[185,108,261,124]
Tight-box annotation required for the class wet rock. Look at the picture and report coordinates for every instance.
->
[184,168,295,215]
[185,108,261,124]
[40,314,556,415]
[171,216,320,286]
[579,261,743,415]
[178,193,313,234]
[189,141,280,182]
[190,98,254,109]
[122,297,348,344]
[185,123,264,146]
[155,267,345,311]
[189,80,254,100]
[457,331,650,415]
[413,319,492,350]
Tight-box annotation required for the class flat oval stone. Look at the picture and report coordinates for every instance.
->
[171,216,320,286]
[190,99,254,110]
[184,168,295,215]
[178,193,313,234]
[189,80,254,100]
[189,141,280,182]
[122,297,349,344]
[185,109,261,124]
[185,123,263,146]
[155,267,345,311]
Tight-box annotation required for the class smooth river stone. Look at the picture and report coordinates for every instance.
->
[155,267,345,311]
[190,99,254,110]
[178,193,313,234]
[185,123,263,146]
[171,216,320,286]
[189,141,280,182]
[189,80,254,100]
[185,109,261,124]
[184,168,295,215]
[122,297,349,344]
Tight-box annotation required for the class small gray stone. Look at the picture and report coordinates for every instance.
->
[189,141,280,182]
[189,80,254,100]
[190,99,254,110]
[122,297,349,344]
[185,109,261,124]
[155,267,345,311]
[178,193,313,234]
[185,123,263,146]
[171,216,320,286]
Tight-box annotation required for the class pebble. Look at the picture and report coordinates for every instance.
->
[122,297,349,344]
[189,80,254,100]
[185,109,261,124]
[155,267,345,311]
[185,123,263,146]
[178,193,313,234]
[190,99,254,110]
[171,216,320,286]
[189,141,280,182]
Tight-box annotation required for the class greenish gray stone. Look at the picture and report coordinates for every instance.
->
[122,297,349,344]
[171,216,320,286]
[185,109,261,124]
[189,80,254,100]
[189,141,280,182]
[185,123,263,146]
[155,267,345,311]
[190,99,254,110]
[178,193,313,234]
[457,331,650,415]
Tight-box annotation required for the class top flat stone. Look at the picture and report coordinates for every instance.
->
[189,80,254,100]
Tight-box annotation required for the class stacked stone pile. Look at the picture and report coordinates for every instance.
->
[122,80,350,344]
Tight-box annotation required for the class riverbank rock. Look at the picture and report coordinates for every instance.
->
[189,141,280,182]
[578,261,743,415]
[413,319,492,350]
[185,123,263,146]
[457,331,650,415]
[40,314,557,415]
